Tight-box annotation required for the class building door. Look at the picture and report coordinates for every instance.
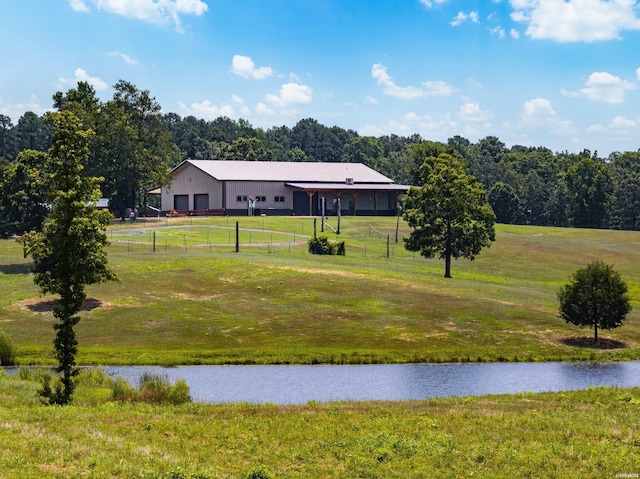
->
[194,194,209,210]
[174,195,189,211]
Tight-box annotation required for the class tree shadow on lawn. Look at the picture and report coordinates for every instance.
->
[560,336,628,350]
[0,263,31,275]
[26,298,102,313]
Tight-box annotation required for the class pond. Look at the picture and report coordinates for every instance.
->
[102,361,640,405]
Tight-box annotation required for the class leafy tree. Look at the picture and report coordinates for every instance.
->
[543,176,568,226]
[488,182,520,224]
[403,153,496,278]
[14,111,51,153]
[341,136,384,167]
[0,114,17,161]
[609,151,640,230]
[0,149,51,236]
[25,111,116,404]
[558,260,631,343]
[406,141,451,186]
[90,81,172,217]
[565,157,613,228]
[291,118,356,162]
[218,137,273,161]
[52,81,101,129]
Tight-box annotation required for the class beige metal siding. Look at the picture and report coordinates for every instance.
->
[226,181,292,209]
[161,163,223,210]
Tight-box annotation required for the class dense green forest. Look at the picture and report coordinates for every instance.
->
[1,81,640,234]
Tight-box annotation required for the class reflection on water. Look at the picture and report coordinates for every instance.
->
[101,361,640,405]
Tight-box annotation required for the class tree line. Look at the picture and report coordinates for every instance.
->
[1,80,640,236]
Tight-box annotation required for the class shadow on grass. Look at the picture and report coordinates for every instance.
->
[26,298,103,313]
[0,263,31,275]
[560,336,628,350]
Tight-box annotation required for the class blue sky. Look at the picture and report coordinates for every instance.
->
[2,0,640,156]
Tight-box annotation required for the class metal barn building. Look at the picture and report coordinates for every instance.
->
[161,160,409,216]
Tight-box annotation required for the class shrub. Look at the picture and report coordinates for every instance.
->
[0,329,16,366]
[246,467,271,479]
[112,372,191,404]
[308,235,345,255]
[111,376,137,402]
[76,367,113,387]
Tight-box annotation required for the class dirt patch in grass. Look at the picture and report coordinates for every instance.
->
[172,292,219,301]
[560,336,628,350]
[18,297,104,313]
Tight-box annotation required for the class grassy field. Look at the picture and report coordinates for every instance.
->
[2,215,640,365]
[2,218,640,478]
[1,371,639,478]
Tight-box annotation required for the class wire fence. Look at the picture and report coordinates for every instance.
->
[106,216,412,259]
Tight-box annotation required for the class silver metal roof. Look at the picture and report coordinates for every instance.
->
[179,160,394,184]
[286,182,410,191]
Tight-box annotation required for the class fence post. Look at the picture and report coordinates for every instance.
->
[153,231,156,253]
[236,221,239,253]
[387,234,390,258]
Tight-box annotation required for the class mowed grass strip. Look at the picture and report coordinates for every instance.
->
[0,374,639,478]
[2,217,640,365]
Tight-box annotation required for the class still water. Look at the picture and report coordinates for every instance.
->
[103,361,640,405]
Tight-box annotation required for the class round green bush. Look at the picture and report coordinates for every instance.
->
[0,330,16,366]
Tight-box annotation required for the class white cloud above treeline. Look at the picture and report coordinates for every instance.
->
[372,64,455,100]
[231,55,273,80]
[563,71,636,103]
[58,68,108,91]
[510,0,640,42]
[266,83,313,108]
[69,0,209,33]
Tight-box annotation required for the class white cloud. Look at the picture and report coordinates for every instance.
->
[580,71,635,103]
[0,95,46,120]
[609,115,636,129]
[361,111,458,140]
[178,100,235,121]
[255,102,276,116]
[231,55,273,80]
[458,101,492,122]
[419,0,448,7]
[490,26,506,38]
[69,0,90,12]
[371,64,455,100]
[586,123,608,133]
[365,96,379,104]
[266,83,313,107]
[637,67,640,80]
[560,88,581,98]
[59,68,108,91]
[510,0,640,42]
[519,97,574,135]
[510,28,520,39]
[231,95,244,104]
[75,0,209,33]
[107,51,138,65]
[586,115,637,134]
[451,11,479,26]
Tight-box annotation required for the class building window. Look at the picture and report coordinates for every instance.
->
[274,196,285,202]
[255,196,266,202]
[237,195,248,202]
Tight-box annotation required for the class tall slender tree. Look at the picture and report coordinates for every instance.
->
[25,111,116,405]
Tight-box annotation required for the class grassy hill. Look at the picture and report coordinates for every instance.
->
[1,216,640,365]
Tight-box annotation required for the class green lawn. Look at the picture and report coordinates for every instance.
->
[1,372,639,478]
[2,216,640,365]
[2,217,640,478]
